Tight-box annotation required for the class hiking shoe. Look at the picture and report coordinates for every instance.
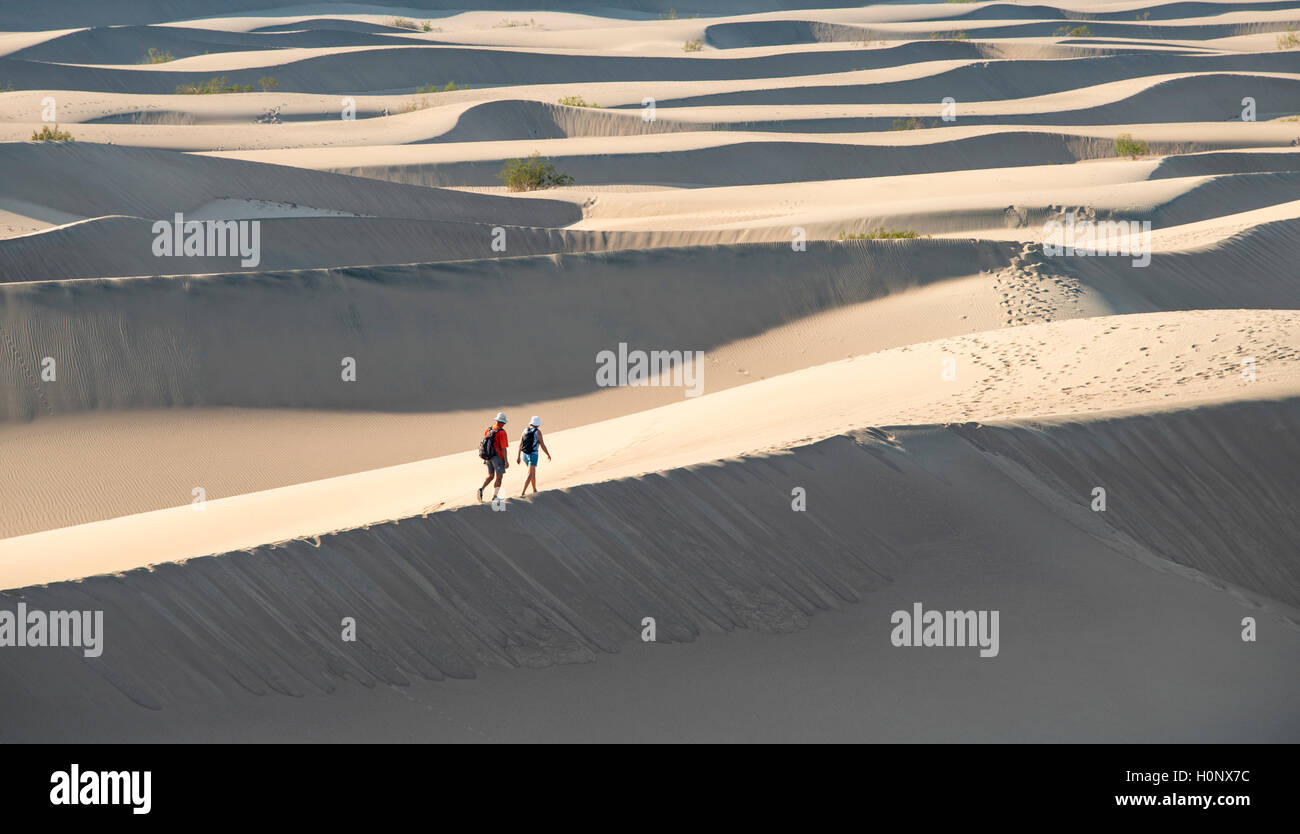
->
[477,487,484,502]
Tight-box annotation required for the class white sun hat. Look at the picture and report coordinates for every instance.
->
[529,416,542,426]
[495,412,508,423]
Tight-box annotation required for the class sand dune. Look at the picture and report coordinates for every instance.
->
[0,142,578,225]
[2,397,1297,741]
[2,0,1297,743]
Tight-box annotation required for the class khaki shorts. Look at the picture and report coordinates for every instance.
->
[485,456,505,475]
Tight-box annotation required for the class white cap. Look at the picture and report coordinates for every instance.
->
[529,416,542,426]
[495,412,508,423]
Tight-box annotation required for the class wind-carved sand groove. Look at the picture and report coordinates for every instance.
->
[1,0,1299,741]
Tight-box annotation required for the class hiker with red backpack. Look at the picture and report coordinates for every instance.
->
[516,415,551,496]
[477,412,510,503]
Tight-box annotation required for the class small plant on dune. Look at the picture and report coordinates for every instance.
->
[929,30,968,40]
[557,95,602,108]
[498,152,574,191]
[683,38,704,52]
[404,97,430,112]
[257,76,279,92]
[1115,132,1148,159]
[31,124,74,142]
[420,21,439,32]
[1278,114,1299,122]
[495,18,538,28]
[141,48,174,64]
[175,76,253,94]
[415,81,469,94]
[1055,25,1091,37]
[839,228,923,240]
[1278,29,1300,50]
[389,17,420,30]
[891,117,924,131]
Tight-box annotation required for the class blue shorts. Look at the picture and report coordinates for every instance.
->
[523,452,539,466]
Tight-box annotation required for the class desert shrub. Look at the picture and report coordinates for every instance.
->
[175,76,253,94]
[495,18,538,28]
[416,81,469,93]
[683,38,704,51]
[257,76,278,92]
[839,228,922,240]
[891,117,924,131]
[1115,132,1148,159]
[421,21,439,32]
[1278,29,1300,49]
[497,152,574,191]
[390,17,419,30]
[557,95,602,108]
[141,48,174,64]
[929,30,968,40]
[1055,25,1091,37]
[31,124,74,141]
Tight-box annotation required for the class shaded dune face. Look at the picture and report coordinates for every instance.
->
[1,1,1299,742]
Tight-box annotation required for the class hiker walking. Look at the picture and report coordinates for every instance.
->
[516,415,551,496]
[478,411,509,502]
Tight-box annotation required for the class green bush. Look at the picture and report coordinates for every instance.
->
[1115,132,1148,159]
[257,76,278,92]
[416,81,469,93]
[839,228,921,240]
[1278,29,1300,50]
[31,124,74,142]
[929,30,968,40]
[175,76,253,94]
[141,48,174,64]
[1055,25,1091,37]
[497,152,574,191]
[557,95,602,108]
[891,117,924,131]
[389,17,419,30]
[683,38,703,52]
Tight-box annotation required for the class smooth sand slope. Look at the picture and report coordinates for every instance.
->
[1,0,1297,742]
